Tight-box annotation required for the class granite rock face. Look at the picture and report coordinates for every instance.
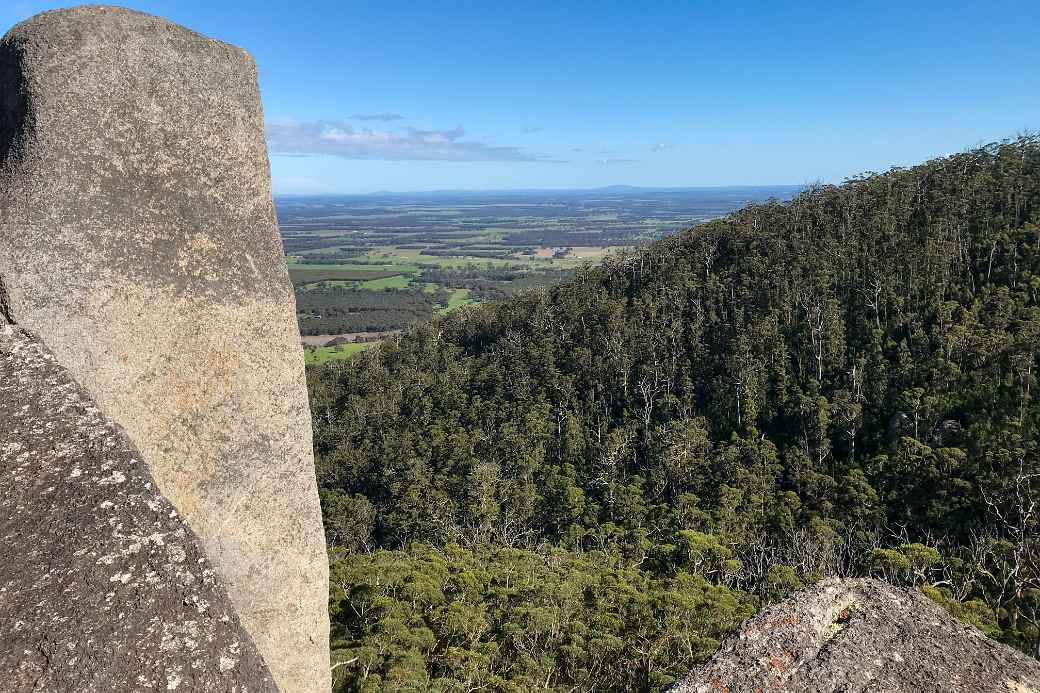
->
[0,7,329,692]
[670,577,1040,693]
[0,324,278,692]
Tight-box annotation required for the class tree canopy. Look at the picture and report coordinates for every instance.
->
[309,136,1040,690]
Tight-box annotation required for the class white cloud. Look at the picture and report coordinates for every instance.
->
[651,143,675,152]
[267,120,553,162]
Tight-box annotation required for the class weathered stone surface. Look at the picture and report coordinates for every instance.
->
[670,577,1040,693]
[0,324,278,692]
[0,7,329,692]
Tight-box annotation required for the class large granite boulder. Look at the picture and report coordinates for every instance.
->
[0,324,277,692]
[670,577,1040,693]
[0,7,329,692]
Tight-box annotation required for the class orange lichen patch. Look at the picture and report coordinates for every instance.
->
[766,650,796,688]
[743,612,801,638]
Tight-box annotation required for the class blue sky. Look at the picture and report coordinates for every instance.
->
[5,1,1039,193]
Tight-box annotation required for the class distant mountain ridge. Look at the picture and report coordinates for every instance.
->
[274,183,803,201]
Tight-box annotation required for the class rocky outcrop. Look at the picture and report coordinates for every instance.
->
[0,7,329,692]
[0,324,277,692]
[670,577,1040,693]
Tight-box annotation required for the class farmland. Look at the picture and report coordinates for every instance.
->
[278,186,799,361]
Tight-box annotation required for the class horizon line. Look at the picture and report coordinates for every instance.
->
[272,183,805,198]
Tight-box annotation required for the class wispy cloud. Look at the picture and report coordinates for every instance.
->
[571,147,584,152]
[598,158,637,164]
[523,127,544,134]
[350,113,405,122]
[267,120,555,162]
[598,149,619,155]
[651,143,674,152]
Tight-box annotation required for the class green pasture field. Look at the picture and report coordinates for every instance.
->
[288,266,407,287]
[288,229,620,361]
[304,342,377,365]
[359,274,413,289]
[438,288,474,314]
[358,245,600,270]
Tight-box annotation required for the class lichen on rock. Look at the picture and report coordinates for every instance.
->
[669,577,1040,693]
[0,325,278,692]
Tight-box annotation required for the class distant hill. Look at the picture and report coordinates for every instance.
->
[309,136,1040,691]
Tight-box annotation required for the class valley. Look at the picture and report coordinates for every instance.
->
[277,187,800,363]
[307,138,1040,690]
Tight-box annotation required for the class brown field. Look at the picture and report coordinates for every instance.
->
[569,246,614,259]
[524,245,613,260]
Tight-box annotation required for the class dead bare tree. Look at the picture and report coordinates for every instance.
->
[980,450,1040,630]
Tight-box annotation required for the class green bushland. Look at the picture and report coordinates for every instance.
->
[327,544,753,692]
[309,137,1040,690]
[296,286,446,335]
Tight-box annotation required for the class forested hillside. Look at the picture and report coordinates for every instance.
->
[308,137,1040,691]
